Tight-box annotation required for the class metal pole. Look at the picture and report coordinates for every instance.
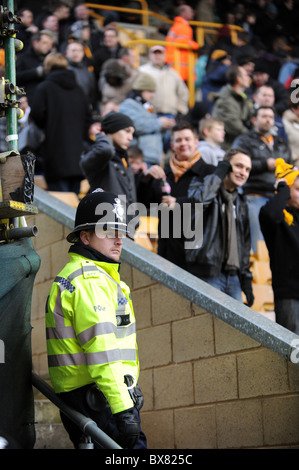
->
[32,373,122,449]
[4,0,18,152]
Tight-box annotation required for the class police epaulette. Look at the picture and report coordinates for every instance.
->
[55,276,75,293]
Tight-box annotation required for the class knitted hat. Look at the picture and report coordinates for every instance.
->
[254,59,270,74]
[66,189,127,243]
[275,158,299,186]
[210,49,229,61]
[133,73,156,91]
[275,158,299,226]
[101,111,134,134]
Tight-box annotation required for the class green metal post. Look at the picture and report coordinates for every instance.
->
[4,0,18,152]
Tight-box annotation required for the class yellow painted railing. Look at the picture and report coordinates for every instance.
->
[84,3,244,107]
[85,1,151,26]
[84,3,243,46]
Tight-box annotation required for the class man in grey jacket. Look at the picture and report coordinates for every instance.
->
[212,65,253,148]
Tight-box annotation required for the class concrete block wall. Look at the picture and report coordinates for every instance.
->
[28,212,299,449]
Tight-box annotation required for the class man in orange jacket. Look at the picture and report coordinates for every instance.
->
[165,4,199,82]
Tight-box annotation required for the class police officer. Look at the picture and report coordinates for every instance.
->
[46,189,147,449]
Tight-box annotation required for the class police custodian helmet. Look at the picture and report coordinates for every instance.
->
[66,188,128,243]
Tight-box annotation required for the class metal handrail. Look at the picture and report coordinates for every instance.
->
[84,3,243,45]
[32,372,122,449]
[85,2,150,26]
[84,4,244,108]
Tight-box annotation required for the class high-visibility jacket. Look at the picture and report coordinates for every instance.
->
[46,251,138,414]
[165,16,199,82]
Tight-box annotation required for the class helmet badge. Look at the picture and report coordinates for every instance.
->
[113,198,125,222]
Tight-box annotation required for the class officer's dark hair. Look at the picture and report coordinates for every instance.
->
[77,228,95,244]
[223,147,251,162]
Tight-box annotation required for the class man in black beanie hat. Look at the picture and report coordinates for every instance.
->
[100,111,135,134]
[80,111,137,235]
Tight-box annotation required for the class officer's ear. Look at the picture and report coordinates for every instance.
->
[80,230,91,246]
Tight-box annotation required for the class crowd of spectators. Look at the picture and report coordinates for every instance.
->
[1,0,299,331]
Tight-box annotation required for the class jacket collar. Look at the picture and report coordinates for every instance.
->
[69,243,120,265]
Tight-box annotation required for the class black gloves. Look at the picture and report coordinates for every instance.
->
[215,160,232,180]
[242,279,254,307]
[114,408,140,449]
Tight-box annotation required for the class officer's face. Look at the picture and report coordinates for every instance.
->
[80,230,124,262]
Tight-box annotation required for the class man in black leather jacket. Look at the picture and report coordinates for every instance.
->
[188,148,254,306]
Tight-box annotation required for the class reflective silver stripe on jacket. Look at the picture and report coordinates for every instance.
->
[47,262,136,366]
[168,31,189,41]
[48,348,136,368]
[48,351,86,367]
[77,321,136,345]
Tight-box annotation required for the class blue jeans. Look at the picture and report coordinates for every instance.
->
[275,299,299,335]
[201,272,243,302]
[246,195,269,253]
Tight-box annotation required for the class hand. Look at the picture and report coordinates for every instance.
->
[244,288,254,307]
[88,122,102,139]
[162,195,176,209]
[274,178,287,190]
[267,158,276,171]
[215,160,232,180]
[27,25,39,33]
[218,160,232,173]
[114,408,140,449]
[242,278,254,307]
[145,165,165,180]
[159,117,176,130]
